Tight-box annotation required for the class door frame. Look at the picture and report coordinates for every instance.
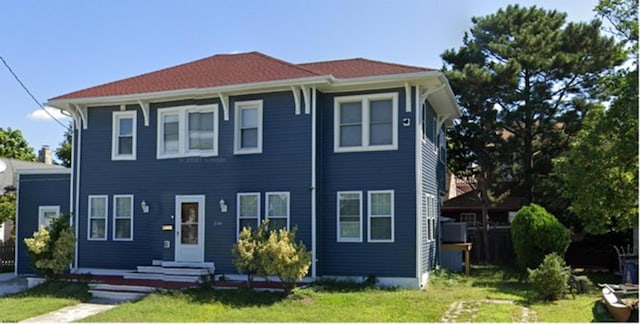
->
[175,195,205,262]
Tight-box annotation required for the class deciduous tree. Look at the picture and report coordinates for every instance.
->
[0,128,36,161]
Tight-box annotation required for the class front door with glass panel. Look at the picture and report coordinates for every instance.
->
[175,195,205,262]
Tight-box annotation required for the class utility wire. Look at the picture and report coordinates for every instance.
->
[0,55,69,129]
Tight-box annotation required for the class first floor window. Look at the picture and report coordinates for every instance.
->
[426,194,437,241]
[368,190,394,242]
[112,111,137,160]
[88,195,108,240]
[113,195,133,240]
[38,206,60,228]
[237,193,260,235]
[266,192,289,230]
[337,191,362,242]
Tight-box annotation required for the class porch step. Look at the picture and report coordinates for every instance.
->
[123,261,215,283]
[88,283,155,302]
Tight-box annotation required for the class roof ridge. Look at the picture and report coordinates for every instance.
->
[250,52,322,76]
[299,57,432,71]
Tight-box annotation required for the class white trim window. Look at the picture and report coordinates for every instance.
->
[38,205,60,228]
[237,193,260,235]
[334,92,398,152]
[266,192,289,230]
[112,111,137,160]
[88,195,108,240]
[234,100,263,154]
[233,100,262,154]
[113,195,134,241]
[157,104,218,159]
[368,190,394,242]
[426,194,437,242]
[337,191,362,242]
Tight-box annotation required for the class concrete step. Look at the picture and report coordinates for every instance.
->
[89,289,147,302]
[123,272,164,281]
[136,266,164,274]
[89,283,156,293]
[160,261,214,269]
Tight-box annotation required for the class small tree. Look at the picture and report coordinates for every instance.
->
[231,221,268,288]
[259,227,311,294]
[24,213,75,279]
[528,253,571,301]
[511,204,571,269]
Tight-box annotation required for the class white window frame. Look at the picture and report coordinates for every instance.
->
[113,195,134,241]
[157,104,219,159]
[460,212,476,226]
[265,192,290,230]
[334,92,398,153]
[38,205,60,228]
[88,195,108,241]
[234,100,263,155]
[368,190,394,243]
[112,110,137,160]
[236,192,261,238]
[426,194,437,242]
[337,191,363,242]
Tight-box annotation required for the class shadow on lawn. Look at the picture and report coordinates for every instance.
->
[14,280,91,301]
[178,287,287,308]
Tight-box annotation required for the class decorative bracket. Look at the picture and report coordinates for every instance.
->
[291,86,301,115]
[72,104,88,129]
[301,85,311,114]
[217,93,229,121]
[137,100,150,126]
[420,84,445,104]
[405,82,412,112]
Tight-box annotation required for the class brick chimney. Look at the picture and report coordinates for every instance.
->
[38,145,53,165]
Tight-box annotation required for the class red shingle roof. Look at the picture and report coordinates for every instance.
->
[298,58,433,78]
[51,52,434,100]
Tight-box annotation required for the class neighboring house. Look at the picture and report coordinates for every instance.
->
[0,152,64,243]
[441,190,526,227]
[15,51,459,288]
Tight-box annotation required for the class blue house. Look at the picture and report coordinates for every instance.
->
[16,52,459,288]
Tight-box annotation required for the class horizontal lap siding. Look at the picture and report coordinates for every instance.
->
[16,173,71,274]
[318,88,417,278]
[77,91,311,272]
[421,103,438,272]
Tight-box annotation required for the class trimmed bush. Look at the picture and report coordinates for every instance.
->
[231,221,268,288]
[511,204,571,269]
[528,252,570,301]
[259,227,311,294]
[24,213,76,279]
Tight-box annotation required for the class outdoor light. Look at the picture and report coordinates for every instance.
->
[219,199,227,213]
[141,201,149,214]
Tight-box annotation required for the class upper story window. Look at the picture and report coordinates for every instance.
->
[234,100,263,155]
[157,104,218,159]
[38,205,60,228]
[334,93,398,153]
[266,192,289,230]
[422,101,436,143]
[112,111,137,160]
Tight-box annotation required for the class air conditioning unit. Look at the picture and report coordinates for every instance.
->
[441,222,467,243]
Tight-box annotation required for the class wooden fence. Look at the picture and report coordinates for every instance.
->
[467,227,516,265]
[0,243,15,272]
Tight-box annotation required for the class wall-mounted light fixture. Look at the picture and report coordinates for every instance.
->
[141,201,149,214]
[219,199,228,213]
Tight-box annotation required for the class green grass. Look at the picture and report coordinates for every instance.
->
[83,266,621,322]
[0,280,91,322]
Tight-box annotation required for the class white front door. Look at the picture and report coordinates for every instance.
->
[175,195,205,262]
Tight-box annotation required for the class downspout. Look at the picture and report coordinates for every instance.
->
[311,86,317,278]
[73,106,82,271]
[14,173,21,275]
[413,85,424,288]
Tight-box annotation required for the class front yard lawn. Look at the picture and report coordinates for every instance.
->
[0,281,91,322]
[83,266,619,322]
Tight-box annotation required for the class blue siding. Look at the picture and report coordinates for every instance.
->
[317,88,417,278]
[76,91,312,273]
[16,173,71,275]
[421,101,439,272]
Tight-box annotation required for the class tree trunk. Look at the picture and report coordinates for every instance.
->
[480,181,491,264]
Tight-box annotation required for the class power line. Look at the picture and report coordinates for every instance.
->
[0,55,69,129]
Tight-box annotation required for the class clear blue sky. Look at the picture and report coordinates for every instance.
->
[1,0,602,159]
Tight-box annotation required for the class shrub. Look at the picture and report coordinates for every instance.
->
[24,214,75,279]
[528,252,570,301]
[511,204,571,269]
[259,227,311,294]
[231,221,268,288]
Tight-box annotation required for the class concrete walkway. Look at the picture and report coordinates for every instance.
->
[0,273,28,297]
[20,298,118,323]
